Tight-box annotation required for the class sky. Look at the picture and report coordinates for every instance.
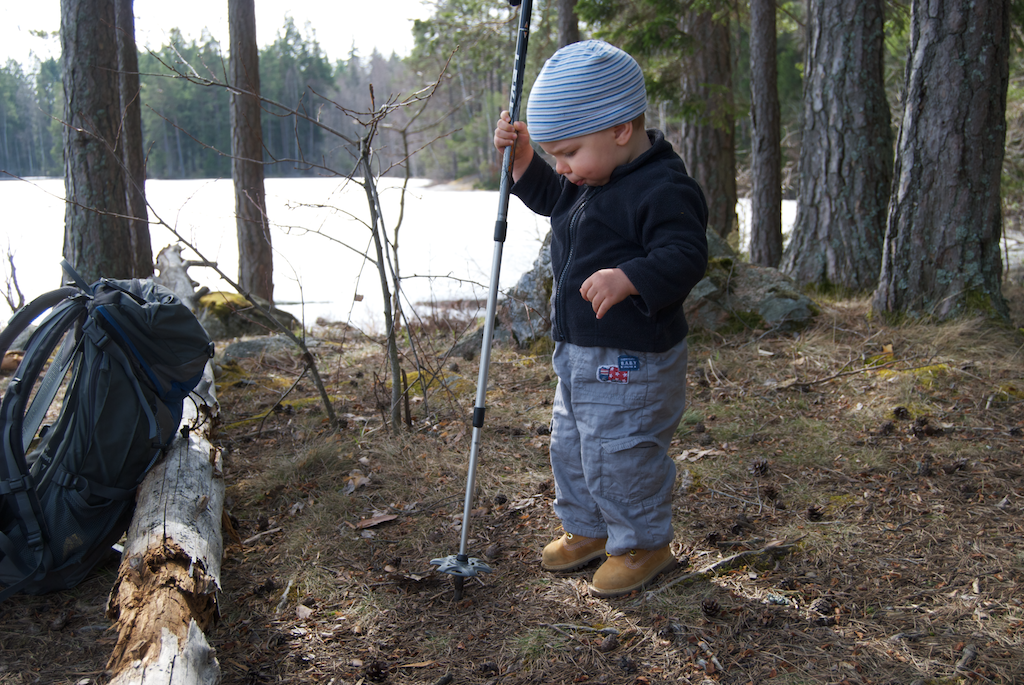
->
[0,1,434,68]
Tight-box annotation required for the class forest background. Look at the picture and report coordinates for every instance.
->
[0,0,983,199]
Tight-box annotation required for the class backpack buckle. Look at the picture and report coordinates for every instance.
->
[53,469,78,489]
[2,475,28,494]
[25,530,44,549]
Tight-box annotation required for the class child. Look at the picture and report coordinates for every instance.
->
[493,40,709,598]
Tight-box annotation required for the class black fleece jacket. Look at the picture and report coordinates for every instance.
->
[512,130,709,353]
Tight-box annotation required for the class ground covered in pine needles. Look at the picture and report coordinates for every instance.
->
[2,283,1024,685]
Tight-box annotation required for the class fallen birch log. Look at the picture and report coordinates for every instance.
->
[104,365,222,684]
[104,248,223,684]
[153,244,215,312]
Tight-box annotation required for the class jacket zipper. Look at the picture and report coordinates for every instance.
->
[554,187,592,340]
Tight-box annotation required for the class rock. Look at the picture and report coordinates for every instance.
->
[218,335,296,364]
[705,226,738,259]
[197,291,301,340]
[500,231,552,347]
[449,316,514,360]
[683,257,819,334]
[3,326,36,353]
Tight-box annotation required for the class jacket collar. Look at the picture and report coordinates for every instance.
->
[607,129,670,184]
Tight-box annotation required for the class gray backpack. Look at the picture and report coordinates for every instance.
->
[0,261,214,600]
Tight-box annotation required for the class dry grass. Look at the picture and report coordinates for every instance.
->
[2,284,1023,685]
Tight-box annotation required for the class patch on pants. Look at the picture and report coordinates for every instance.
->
[597,365,629,384]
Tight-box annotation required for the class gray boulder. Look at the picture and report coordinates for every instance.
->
[450,318,514,360]
[217,335,296,364]
[683,257,819,334]
[499,231,553,347]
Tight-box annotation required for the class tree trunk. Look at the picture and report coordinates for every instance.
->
[748,0,782,267]
[115,0,154,278]
[229,0,274,303]
[679,10,737,240]
[557,0,580,48]
[61,0,134,283]
[782,0,891,292]
[872,0,1009,320]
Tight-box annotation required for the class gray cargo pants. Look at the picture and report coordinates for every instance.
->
[549,339,688,556]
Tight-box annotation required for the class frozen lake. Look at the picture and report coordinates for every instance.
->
[0,177,551,331]
[3,175,923,332]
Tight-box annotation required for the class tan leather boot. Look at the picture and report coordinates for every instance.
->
[541,532,607,571]
[589,546,677,598]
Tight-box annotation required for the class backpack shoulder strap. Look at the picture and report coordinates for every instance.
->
[59,259,92,292]
[16,298,90,458]
[0,288,88,600]
[0,287,79,361]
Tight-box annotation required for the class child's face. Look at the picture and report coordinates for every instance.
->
[538,127,630,187]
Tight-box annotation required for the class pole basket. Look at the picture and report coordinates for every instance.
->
[430,553,493,578]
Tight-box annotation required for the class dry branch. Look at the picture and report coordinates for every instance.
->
[637,538,802,603]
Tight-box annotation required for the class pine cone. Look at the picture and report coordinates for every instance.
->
[364,660,389,683]
[943,457,969,474]
[749,458,771,476]
[809,597,832,614]
[701,598,720,617]
[762,484,779,501]
[806,505,824,521]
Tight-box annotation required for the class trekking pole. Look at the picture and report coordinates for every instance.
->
[430,0,533,601]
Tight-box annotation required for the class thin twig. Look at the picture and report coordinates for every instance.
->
[256,366,308,439]
[636,538,803,604]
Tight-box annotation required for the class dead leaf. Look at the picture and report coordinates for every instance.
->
[676,448,724,462]
[343,469,370,495]
[1,351,23,373]
[356,513,397,529]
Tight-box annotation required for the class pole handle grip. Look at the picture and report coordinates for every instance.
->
[494,0,532,239]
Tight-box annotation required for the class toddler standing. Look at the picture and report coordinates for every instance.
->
[493,40,708,597]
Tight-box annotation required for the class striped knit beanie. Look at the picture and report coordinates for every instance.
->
[526,40,647,143]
